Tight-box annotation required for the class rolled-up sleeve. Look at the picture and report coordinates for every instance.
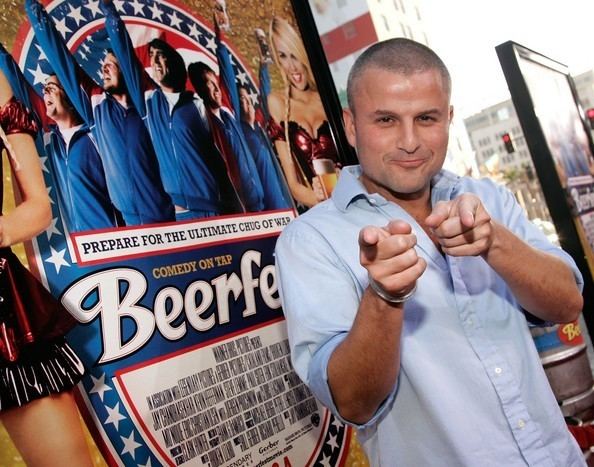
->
[494,181,584,292]
[275,219,397,429]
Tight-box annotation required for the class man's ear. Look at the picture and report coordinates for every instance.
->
[343,108,356,148]
[449,105,454,124]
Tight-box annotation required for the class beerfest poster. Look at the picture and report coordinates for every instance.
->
[0,0,355,465]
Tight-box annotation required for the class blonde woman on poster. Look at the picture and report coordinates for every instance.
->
[267,16,339,209]
[0,69,91,466]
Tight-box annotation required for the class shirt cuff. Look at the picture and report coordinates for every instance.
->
[307,332,398,432]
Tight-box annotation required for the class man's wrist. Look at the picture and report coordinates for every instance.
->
[367,274,416,304]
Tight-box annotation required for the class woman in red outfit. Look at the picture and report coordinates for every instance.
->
[0,69,92,466]
[267,16,339,209]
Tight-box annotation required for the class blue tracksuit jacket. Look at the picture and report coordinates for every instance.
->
[102,1,240,218]
[0,42,117,232]
[26,0,175,226]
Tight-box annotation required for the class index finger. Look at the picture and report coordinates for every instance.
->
[425,201,451,228]
[358,225,386,248]
[457,195,480,228]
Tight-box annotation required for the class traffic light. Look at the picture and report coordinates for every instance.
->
[586,108,594,129]
[502,132,515,154]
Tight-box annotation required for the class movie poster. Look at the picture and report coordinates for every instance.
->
[516,58,594,258]
[0,0,355,465]
[497,41,594,279]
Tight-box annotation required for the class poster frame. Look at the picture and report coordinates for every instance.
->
[290,0,358,166]
[496,40,594,339]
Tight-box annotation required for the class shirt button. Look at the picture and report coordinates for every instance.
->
[494,367,502,375]
[369,198,377,205]
[518,419,526,429]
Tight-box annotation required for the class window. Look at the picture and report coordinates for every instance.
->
[496,107,510,121]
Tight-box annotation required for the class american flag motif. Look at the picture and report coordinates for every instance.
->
[10,1,349,466]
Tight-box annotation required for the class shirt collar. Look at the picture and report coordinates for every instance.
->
[332,164,461,212]
[332,165,368,212]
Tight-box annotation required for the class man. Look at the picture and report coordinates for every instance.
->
[101,0,242,219]
[275,38,586,466]
[41,75,118,232]
[26,0,175,226]
[238,85,292,210]
[189,60,264,213]
[0,43,117,232]
[187,18,265,213]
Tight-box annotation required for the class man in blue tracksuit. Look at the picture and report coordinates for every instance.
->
[42,76,119,232]
[26,0,175,226]
[188,23,268,212]
[0,43,117,233]
[238,85,293,210]
[101,1,245,219]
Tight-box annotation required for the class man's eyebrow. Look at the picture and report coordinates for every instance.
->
[371,109,397,117]
[418,108,443,115]
[370,108,443,116]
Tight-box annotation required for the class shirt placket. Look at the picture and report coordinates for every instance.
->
[448,256,554,467]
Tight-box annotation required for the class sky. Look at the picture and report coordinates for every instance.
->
[421,0,594,119]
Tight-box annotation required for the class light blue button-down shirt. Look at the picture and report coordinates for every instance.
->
[275,166,585,466]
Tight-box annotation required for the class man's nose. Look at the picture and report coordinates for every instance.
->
[397,122,420,154]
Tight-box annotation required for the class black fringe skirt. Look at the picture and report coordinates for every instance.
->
[0,337,85,412]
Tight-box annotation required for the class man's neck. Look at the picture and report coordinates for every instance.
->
[159,82,176,93]
[382,189,441,251]
[396,197,433,226]
[210,106,222,119]
[55,114,81,130]
[360,175,433,221]
[111,92,129,107]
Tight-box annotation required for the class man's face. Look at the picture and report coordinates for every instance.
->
[43,76,70,120]
[344,67,452,202]
[203,71,223,109]
[149,47,170,85]
[102,53,123,93]
[238,87,254,122]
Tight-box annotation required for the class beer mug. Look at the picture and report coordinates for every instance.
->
[312,158,338,198]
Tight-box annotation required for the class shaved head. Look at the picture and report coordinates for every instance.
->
[347,38,451,113]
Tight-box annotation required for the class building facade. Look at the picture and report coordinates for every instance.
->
[574,69,594,111]
[463,100,552,221]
